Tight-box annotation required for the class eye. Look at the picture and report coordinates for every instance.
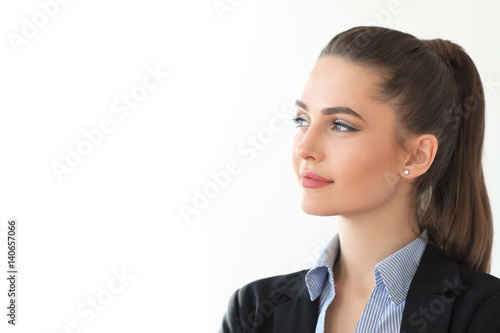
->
[292,116,358,133]
[292,116,309,128]
[332,121,358,133]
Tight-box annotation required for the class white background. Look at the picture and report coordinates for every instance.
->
[1,0,499,332]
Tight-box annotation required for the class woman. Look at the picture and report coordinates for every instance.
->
[219,26,500,332]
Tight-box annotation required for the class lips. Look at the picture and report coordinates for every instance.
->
[299,169,334,188]
[300,170,332,181]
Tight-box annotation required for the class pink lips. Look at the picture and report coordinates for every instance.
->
[299,170,334,188]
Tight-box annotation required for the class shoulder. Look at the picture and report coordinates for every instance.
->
[453,264,500,331]
[409,243,500,332]
[219,269,310,333]
[236,269,309,302]
[455,262,500,306]
[416,242,500,295]
[458,263,500,292]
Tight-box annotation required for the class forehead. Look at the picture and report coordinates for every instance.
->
[299,56,387,115]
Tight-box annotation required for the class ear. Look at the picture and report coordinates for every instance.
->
[402,134,438,178]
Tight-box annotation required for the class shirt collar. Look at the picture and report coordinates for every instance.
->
[305,233,340,301]
[375,229,428,305]
[304,230,428,305]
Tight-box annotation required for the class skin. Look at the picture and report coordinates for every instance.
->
[290,56,438,332]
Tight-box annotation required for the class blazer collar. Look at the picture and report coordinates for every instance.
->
[272,270,319,333]
[269,243,467,333]
[400,243,467,333]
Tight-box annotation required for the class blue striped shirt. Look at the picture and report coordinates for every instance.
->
[305,230,428,332]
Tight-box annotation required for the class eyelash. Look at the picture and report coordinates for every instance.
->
[291,116,358,133]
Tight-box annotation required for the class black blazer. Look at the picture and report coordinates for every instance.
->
[220,243,500,332]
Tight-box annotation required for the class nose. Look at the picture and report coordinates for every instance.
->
[294,124,324,162]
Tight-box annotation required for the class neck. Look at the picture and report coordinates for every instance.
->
[333,185,420,296]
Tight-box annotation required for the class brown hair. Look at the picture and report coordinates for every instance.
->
[319,26,493,273]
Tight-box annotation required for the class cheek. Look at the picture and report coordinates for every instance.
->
[290,136,301,174]
[332,137,399,193]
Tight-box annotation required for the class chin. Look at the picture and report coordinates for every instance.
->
[300,202,336,216]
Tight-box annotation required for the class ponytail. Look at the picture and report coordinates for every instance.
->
[320,27,493,273]
[418,39,493,273]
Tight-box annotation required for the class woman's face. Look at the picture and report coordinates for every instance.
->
[291,56,407,216]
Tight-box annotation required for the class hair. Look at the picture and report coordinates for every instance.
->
[318,26,493,273]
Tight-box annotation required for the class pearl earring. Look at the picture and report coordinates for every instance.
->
[404,169,410,175]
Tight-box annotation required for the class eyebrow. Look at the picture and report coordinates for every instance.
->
[295,99,366,123]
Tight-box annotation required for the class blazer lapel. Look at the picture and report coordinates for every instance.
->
[400,244,467,333]
[272,271,319,333]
